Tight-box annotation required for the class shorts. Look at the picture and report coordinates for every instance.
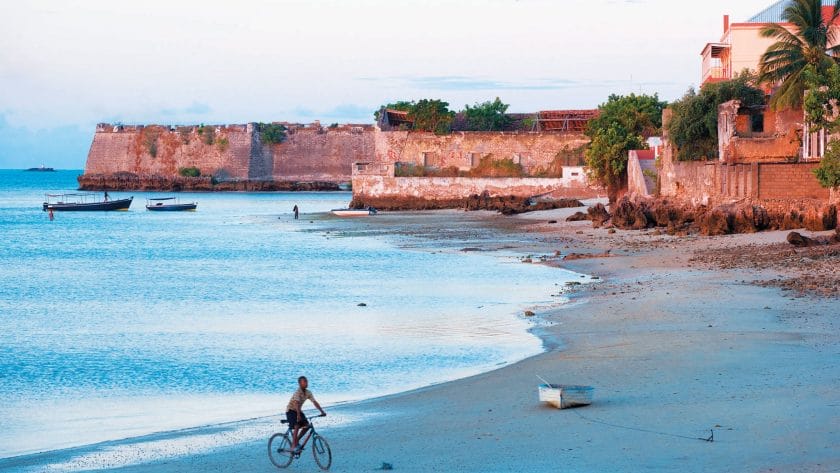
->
[286,410,308,428]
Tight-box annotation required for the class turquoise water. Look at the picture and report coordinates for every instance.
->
[0,170,576,458]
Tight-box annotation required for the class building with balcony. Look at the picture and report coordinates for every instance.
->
[700,0,840,86]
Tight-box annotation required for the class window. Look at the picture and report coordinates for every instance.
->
[750,113,764,134]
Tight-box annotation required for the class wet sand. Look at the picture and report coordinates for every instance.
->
[3,204,838,472]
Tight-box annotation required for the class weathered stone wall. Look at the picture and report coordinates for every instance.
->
[272,126,374,181]
[85,124,254,180]
[660,147,830,204]
[627,151,656,198]
[83,123,374,187]
[373,130,589,174]
[718,100,802,163]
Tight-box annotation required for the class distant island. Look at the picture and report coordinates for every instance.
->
[25,165,55,172]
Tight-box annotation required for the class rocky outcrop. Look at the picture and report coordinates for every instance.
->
[587,203,611,227]
[77,173,341,192]
[588,196,839,236]
[349,194,583,215]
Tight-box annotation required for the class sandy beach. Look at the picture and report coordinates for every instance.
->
[3,205,838,473]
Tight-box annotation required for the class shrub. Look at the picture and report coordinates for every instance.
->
[178,166,201,178]
[469,155,525,178]
[259,123,287,144]
[814,140,840,189]
[197,125,215,145]
[462,97,512,131]
[217,137,229,152]
[667,74,765,161]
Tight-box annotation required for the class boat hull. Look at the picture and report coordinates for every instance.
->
[146,203,197,211]
[43,197,133,212]
[331,209,375,217]
[538,384,594,409]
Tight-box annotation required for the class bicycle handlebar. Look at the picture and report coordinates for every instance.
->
[280,412,326,424]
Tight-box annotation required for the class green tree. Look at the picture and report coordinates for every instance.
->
[803,62,840,131]
[814,141,840,188]
[668,74,765,161]
[259,123,287,144]
[408,99,454,134]
[463,97,512,131]
[585,94,667,202]
[759,0,840,109]
[804,63,840,189]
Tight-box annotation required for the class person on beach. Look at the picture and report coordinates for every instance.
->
[286,376,325,452]
[293,204,299,220]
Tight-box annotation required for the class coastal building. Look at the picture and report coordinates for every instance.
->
[700,0,840,86]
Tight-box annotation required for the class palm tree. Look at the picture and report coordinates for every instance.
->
[759,0,840,108]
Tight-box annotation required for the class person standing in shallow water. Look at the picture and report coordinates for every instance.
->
[293,204,299,220]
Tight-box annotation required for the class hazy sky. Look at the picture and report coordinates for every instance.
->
[1,0,773,168]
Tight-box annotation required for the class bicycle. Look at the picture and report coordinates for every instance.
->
[268,412,332,470]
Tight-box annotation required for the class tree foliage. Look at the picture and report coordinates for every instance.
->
[259,123,287,144]
[462,97,512,131]
[584,94,667,201]
[814,140,840,188]
[759,0,840,109]
[804,63,840,132]
[668,74,766,161]
[804,63,840,189]
[178,166,201,178]
[408,99,455,134]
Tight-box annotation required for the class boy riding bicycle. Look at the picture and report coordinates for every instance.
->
[286,376,326,452]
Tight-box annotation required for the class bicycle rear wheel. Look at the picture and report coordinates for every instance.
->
[312,433,332,470]
[268,433,293,468]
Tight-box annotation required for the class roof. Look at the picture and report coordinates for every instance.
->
[632,149,656,160]
[537,110,598,132]
[748,0,836,23]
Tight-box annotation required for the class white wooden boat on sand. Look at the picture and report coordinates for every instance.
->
[538,384,594,409]
[331,208,377,217]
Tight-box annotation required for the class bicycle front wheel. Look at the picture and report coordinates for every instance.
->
[312,433,332,470]
[268,433,293,468]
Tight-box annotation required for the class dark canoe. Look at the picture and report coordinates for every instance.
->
[146,202,197,211]
[43,197,133,211]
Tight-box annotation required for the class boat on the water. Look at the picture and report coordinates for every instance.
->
[43,193,133,212]
[146,197,198,212]
[538,384,594,409]
[26,165,55,172]
[331,207,377,217]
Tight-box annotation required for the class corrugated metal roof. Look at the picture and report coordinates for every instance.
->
[748,0,836,23]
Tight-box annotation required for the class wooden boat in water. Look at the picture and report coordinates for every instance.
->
[331,207,377,217]
[43,193,132,211]
[146,197,197,212]
[538,384,594,409]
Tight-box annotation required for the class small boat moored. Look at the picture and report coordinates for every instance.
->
[43,193,132,211]
[538,383,594,409]
[331,207,377,217]
[145,197,198,212]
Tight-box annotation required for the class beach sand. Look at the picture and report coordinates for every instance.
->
[3,206,838,472]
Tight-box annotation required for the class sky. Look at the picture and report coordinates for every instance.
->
[1,0,775,169]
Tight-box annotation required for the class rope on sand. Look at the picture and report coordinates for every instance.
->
[571,409,715,443]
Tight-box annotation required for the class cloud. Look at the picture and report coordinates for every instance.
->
[161,102,212,116]
[361,75,677,93]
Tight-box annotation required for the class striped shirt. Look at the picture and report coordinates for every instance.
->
[286,388,315,412]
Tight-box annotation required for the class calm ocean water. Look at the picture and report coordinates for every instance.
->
[0,170,578,458]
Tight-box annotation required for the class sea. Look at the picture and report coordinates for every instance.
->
[0,170,579,458]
